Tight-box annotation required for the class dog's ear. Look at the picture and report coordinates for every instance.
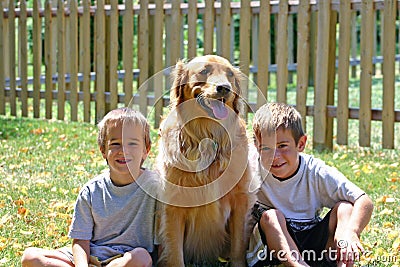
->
[170,60,188,107]
[232,68,244,114]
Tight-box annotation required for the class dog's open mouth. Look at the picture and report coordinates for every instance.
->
[197,97,229,120]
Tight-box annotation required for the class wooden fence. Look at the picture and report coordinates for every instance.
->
[0,0,399,150]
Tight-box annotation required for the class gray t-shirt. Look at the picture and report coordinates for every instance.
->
[257,153,365,231]
[68,169,160,261]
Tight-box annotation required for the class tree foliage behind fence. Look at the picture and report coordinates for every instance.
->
[0,0,399,150]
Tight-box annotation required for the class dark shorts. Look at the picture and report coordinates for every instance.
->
[252,207,332,266]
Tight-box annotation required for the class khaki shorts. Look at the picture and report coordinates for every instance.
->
[58,247,123,267]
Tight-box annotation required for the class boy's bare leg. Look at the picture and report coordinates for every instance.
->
[21,247,74,267]
[106,248,152,267]
[260,209,310,267]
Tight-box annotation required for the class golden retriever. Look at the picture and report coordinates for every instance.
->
[157,55,255,267]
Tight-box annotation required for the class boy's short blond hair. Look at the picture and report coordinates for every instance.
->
[253,103,305,145]
[97,107,151,153]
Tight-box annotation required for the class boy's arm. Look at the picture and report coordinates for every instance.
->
[336,194,374,263]
[72,239,90,266]
[347,194,374,237]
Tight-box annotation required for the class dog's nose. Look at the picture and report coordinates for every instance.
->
[216,84,231,94]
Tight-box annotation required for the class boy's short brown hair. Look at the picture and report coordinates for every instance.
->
[253,103,305,145]
[97,107,151,153]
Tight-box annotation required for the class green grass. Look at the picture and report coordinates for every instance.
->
[0,114,399,266]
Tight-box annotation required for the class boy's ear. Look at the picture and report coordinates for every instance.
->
[297,135,307,152]
[100,146,107,159]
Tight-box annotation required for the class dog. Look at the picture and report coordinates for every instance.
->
[157,55,255,267]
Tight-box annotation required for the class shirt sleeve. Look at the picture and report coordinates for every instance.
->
[317,164,366,208]
[68,186,94,240]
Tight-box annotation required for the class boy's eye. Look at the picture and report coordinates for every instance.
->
[260,146,271,152]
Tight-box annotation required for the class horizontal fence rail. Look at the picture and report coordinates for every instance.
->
[0,0,399,150]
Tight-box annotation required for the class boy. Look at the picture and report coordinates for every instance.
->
[22,107,160,267]
[247,103,373,267]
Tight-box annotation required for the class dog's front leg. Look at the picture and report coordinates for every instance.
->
[158,205,185,267]
[229,193,250,267]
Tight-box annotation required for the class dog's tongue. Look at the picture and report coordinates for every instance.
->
[209,100,228,120]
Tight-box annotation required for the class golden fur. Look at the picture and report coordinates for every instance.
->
[157,55,255,267]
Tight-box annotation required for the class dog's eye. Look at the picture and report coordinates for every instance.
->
[226,70,234,77]
[199,68,209,75]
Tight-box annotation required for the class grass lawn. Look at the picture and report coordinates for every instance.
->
[0,112,399,266]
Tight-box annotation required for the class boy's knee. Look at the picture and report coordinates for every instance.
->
[335,201,354,217]
[260,209,286,226]
[126,247,152,267]
[21,247,39,266]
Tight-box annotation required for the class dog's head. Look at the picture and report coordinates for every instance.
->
[170,55,243,120]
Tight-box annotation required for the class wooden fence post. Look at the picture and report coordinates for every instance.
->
[296,0,310,132]
[204,0,214,55]
[123,0,134,107]
[44,0,53,120]
[276,0,288,103]
[19,0,28,118]
[239,0,251,116]
[337,0,352,145]
[220,0,231,60]
[8,0,16,116]
[382,0,396,148]
[109,0,119,111]
[69,0,79,121]
[80,0,91,123]
[153,0,164,128]
[359,0,374,147]
[138,0,149,116]
[187,0,197,59]
[313,0,330,151]
[33,0,41,119]
[95,0,106,121]
[256,0,270,108]
[57,0,66,120]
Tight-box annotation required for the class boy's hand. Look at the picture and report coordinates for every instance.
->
[336,232,364,266]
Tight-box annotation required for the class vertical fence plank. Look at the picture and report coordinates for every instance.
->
[8,0,16,116]
[276,0,288,103]
[382,0,396,148]
[96,0,106,120]
[153,0,164,128]
[169,0,181,65]
[239,0,251,116]
[313,0,331,151]
[123,0,133,107]
[109,0,119,110]
[203,0,214,55]
[359,0,374,147]
[296,0,310,131]
[45,0,53,120]
[337,0,352,145]
[0,3,4,115]
[69,0,78,121]
[57,0,66,120]
[220,0,231,60]
[19,0,28,117]
[187,0,197,58]
[256,0,270,107]
[351,12,358,78]
[81,0,91,122]
[138,0,149,116]
[326,10,337,150]
[33,0,41,118]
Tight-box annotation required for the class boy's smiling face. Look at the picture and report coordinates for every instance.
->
[101,122,148,186]
[256,127,307,179]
